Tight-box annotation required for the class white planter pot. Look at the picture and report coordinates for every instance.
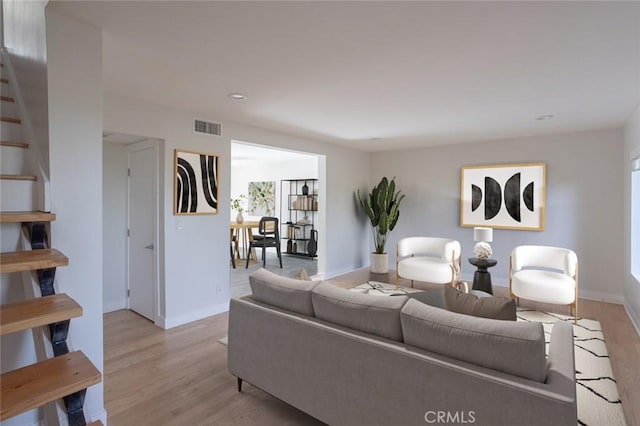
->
[236,213,244,224]
[370,253,389,274]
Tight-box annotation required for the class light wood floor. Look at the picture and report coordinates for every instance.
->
[104,269,640,426]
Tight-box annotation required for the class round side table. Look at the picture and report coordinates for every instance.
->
[468,257,498,295]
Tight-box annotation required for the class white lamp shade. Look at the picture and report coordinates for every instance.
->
[473,227,493,243]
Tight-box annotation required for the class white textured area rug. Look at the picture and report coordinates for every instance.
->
[517,309,626,426]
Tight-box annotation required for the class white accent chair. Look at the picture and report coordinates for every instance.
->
[509,245,579,323]
[396,237,461,289]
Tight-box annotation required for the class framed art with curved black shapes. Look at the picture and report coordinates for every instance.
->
[461,163,546,230]
[174,149,219,215]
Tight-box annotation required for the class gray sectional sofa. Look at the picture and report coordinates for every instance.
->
[227,269,577,426]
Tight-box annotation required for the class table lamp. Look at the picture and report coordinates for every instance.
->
[473,227,493,259]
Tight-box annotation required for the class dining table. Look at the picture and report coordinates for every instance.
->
[230,220,260,261]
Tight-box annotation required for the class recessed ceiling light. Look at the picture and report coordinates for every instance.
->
[228,93,247,101]
[535,114,555,121]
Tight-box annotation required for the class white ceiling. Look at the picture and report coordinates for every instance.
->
[52,1,640,152]
[231,141,317,163]
[102,131,150,144]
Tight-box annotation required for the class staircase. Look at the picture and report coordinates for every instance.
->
[1,60,102,425]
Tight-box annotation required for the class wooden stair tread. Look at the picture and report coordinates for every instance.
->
[0,211,56,223]
[0,174,37,181]
[0,141,28,148]
[1,95,15,103]
[0,116,21,124]
[0,249,68,273]
[87,421,104,426]
[0,350,101,421]
[0,294,82,336]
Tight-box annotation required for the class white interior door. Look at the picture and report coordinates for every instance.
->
[127,141,158,321]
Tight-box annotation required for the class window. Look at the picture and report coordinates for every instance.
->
[632,156,640,281]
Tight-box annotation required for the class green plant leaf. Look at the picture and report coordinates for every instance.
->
[357,177,404,253]
[379,210,388,235]
[387,179,395,212]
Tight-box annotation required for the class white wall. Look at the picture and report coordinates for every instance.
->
[103,91,371,327]
[103,142,128,313]
[103,93,227,328]
[231,155,319,254]
[0,3,45,423]
[225,121,371,278]
[624,104,640,333]
[46,8,105,422]
[372,128,625,303]
[0,0,3,47]
[231,155,318,222]
[2,0,49,173]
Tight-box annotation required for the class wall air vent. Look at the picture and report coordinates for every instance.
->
[194,119,222,136]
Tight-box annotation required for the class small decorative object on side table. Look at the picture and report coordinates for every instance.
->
[468,257,497,294]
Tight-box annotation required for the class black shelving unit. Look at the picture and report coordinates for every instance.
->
[280,179,318,258]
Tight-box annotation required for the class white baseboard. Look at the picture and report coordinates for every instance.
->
[314,265,369,281]
[157,301,230,329]
[103,300,126,314]
[624,303,640,337]
[578,289,625,304]
[461,277,626,305]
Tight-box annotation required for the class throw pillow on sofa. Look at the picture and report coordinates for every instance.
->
[401,299,547,382]
[398,289,446,309]
[249,268,321,316]
[443,285,516,321]
[312,282,407,342]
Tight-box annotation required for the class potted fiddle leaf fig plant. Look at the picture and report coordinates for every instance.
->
[357,176,405,273]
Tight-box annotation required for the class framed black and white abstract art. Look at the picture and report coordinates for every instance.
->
[174,149,219,215]
[461,163,546,230]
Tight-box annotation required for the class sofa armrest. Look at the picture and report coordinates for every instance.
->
[545,321,577,402]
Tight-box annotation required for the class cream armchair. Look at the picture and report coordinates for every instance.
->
[396,237,461,288]
[509,245,578,323]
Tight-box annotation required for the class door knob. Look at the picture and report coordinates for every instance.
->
[145,244,154,250]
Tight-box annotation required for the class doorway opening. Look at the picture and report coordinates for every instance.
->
[102,132,162,324]
[230,141,326,297]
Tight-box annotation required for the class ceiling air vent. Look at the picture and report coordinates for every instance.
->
[194,119,222,136]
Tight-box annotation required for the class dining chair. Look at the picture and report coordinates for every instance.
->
[245,217,283,268]
[230,228,237,268]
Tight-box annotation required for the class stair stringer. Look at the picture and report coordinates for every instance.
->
[19,227,67,426]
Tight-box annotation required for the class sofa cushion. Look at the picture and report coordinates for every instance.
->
[401,299,547,382]
[249,268,321,316]
[443,285,517,321]
[511,270,576,304]
[312,282,407,341]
